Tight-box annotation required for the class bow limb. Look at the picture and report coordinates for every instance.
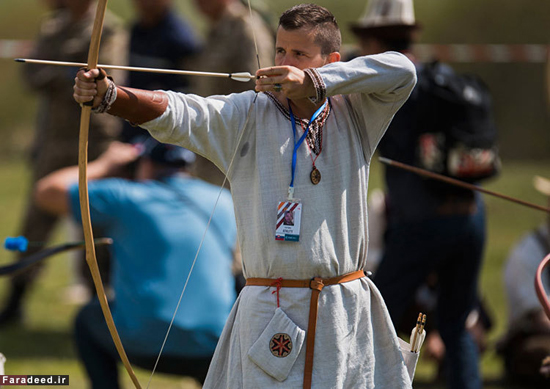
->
[78,1,142,388]
[535,254,550,320]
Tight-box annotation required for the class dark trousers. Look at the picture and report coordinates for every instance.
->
[74,300,212,389]
[373,207,485,389]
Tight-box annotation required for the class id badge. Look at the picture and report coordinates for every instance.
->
[275,200,302,242]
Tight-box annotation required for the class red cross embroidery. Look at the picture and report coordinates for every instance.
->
[270,333,292,358]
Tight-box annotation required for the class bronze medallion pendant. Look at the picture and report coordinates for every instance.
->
[310,167,321,185]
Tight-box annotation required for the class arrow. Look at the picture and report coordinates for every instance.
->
[15,58,255,83]
[379,157,550,214]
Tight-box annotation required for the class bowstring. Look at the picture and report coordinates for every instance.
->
[247,0,262,71]
[146,1,263,386]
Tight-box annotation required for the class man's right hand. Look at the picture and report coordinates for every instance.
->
[73,68,110,108]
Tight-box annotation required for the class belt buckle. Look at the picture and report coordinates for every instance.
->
[309,277,324,291]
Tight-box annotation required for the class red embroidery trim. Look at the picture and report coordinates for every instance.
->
[299,102,329,171]
[300,120,322,171]
[271,277,283,307]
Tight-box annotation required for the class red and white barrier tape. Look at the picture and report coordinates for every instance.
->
[2,40,549,63]
[341,42,549,63]
[414,44,549,63]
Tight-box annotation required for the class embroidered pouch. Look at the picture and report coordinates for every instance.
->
[248,307,306,382]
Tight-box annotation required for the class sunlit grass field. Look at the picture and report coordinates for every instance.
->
[0,0,549,388]
[1,157,549,388]
[0,158,200,388]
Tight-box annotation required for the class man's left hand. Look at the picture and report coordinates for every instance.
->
[255,66,315,100]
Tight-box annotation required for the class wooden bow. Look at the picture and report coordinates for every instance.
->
[75,1,262,386]
[78,1,142,388]
[535,253,550,320]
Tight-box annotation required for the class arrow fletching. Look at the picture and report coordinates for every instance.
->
[230,72,255,83]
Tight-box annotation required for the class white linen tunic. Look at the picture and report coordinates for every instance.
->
[143,52,417,388]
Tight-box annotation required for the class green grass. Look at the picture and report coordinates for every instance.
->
[1,158,549,388]
[1,1,549,387]
[0,159,198,388]
[370,159,550,388]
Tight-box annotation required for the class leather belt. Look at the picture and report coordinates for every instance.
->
[246,270,366,389]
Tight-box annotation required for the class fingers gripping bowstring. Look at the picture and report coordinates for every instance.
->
[146,1,262,387]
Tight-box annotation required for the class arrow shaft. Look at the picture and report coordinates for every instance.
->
[16,58,254,81]
[379,157,550,214]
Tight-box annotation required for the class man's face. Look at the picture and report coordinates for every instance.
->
[284,211,293,225]
[275,27,328,70]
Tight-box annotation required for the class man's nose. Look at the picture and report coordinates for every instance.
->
[278,55,294,67]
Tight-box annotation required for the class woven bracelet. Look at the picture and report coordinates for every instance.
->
[92,78,117,114]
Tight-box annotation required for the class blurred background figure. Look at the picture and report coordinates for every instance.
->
[351,1,499,388]
[366,191,494,385]
[0,0,127,327]
[497,175,550,388]
[189,0,275,187]
[120,0,201,142]
[34,139,238,388]
[191,0,274,97]
[186,0,275,292]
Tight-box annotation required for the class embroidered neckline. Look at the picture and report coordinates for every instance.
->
[265,92,331,156]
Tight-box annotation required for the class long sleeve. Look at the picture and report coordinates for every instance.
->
[319,52,416,101]
[310,52,417,156]
[142,91,256,175]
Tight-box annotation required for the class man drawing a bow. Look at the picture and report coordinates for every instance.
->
[72,4,416,388]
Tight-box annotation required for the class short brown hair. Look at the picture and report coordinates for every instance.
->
[279,4,341,56]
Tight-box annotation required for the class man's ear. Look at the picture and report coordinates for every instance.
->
[326,51,341,64]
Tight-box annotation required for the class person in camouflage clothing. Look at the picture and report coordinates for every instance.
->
[0,0,127,326]
[190,0,275,187]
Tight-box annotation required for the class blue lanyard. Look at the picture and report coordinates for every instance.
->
[287,99,328,197]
